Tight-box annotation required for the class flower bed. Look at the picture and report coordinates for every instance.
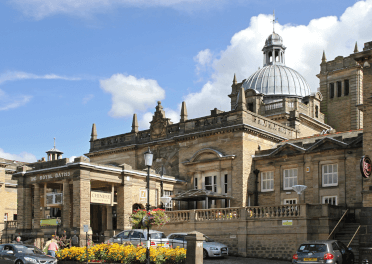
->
[56,243,186,264]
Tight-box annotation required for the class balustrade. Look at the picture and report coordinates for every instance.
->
[195,208,240,221]
[4,220,17,229]
[246,204,300,218]
[265,102,283,111]
[166,210,190,222]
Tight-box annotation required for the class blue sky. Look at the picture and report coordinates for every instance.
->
[0,0,369,162]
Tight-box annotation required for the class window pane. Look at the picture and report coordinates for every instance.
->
[270,180,274,190]
[324,174,328,185]
[293,169,297,177]
[333,174,338,184]
[329,165,332,173]
[205,177,211,185]
[323,165,327,173]
[263,181,267,190]
[294,178,297,186]
[333,164,337,172]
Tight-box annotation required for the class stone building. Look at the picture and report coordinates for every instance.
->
[318,43,364,132]
[0,158,22,234]
[8,31,372,260]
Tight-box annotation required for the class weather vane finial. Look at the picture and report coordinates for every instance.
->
[272,10,278,33]
[54,137,56,149]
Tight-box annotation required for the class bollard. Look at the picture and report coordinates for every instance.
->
[185,231,205,264]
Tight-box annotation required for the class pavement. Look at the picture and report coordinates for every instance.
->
[204,256,291,263]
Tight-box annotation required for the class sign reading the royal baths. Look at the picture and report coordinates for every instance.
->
[31,171,71,182]
[360,155,372,178]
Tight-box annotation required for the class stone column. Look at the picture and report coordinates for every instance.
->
[72,176,91,246]
[185,231,205,264]
[107,206,113,230]
[62,180,71,229]
[117,182,132,230]
[33,184,41,229]
[24,187,32,229]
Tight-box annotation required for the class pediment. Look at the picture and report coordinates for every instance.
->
[349,134,363,147]
[269,143,305,157]
[183,148,235,165]
[306,137,348,152]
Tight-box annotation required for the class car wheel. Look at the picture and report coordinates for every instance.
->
[203,249,208,259]
[15,260,23,264]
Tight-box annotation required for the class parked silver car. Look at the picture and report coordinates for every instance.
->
[106,229,169,248]
[292,240,354,264]
[167,232,228,259]
[0,244,57,264]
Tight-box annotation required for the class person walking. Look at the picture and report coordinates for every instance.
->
[46,238,59,257]
[12,236,23,244]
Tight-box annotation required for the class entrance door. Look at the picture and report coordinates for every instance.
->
[90,204,103,235]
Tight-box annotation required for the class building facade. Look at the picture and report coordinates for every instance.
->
[7,33,372,259]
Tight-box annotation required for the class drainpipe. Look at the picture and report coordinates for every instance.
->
[253,169,260,206]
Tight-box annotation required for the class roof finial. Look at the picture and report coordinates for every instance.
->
[354,41,359,53]
[131,114,139,133]
[272,10,278,33]
[180,101,188,122]
[233,73,237,85]
[322,50,327,63]
[91,123,97,141]
[54,137,56,149]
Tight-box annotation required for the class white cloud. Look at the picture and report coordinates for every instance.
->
[184,0,372,119]
[100,74,165,118]
[9,0,222,19]
[139,112,153,130]
[0,71,81,85]
[82,94,94,104]
[0,148,37,163]
[194,49,213,75]
[0,89,32,111]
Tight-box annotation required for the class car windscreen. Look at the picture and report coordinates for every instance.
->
[204,236,214,242]
[150,233,166,239]
[297,244,327,253]
[14,245,44,255]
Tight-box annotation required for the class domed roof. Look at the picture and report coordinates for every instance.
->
[242,64,311,97]
[265,32,283,46]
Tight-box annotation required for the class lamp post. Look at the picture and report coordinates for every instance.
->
[144,147,153,264]
[160,165,164,208]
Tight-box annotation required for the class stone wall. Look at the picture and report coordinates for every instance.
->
[163,204,341,261]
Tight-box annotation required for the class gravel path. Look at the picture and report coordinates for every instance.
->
[204,256,291,263]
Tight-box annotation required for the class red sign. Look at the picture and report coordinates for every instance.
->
[360,156,372,178]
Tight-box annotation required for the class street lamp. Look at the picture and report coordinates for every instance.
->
[144,147,153,264]
[292,185,307,204]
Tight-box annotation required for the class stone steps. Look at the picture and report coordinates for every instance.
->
[334,223,360,263]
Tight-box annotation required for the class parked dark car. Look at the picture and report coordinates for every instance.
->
[0,244,57,264]
[292,240,354,264]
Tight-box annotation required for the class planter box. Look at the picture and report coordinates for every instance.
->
[58,260,185,264]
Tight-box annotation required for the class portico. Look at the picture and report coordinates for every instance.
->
[12,156,183,246]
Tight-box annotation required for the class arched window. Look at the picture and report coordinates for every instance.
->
[315,105,319,118]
